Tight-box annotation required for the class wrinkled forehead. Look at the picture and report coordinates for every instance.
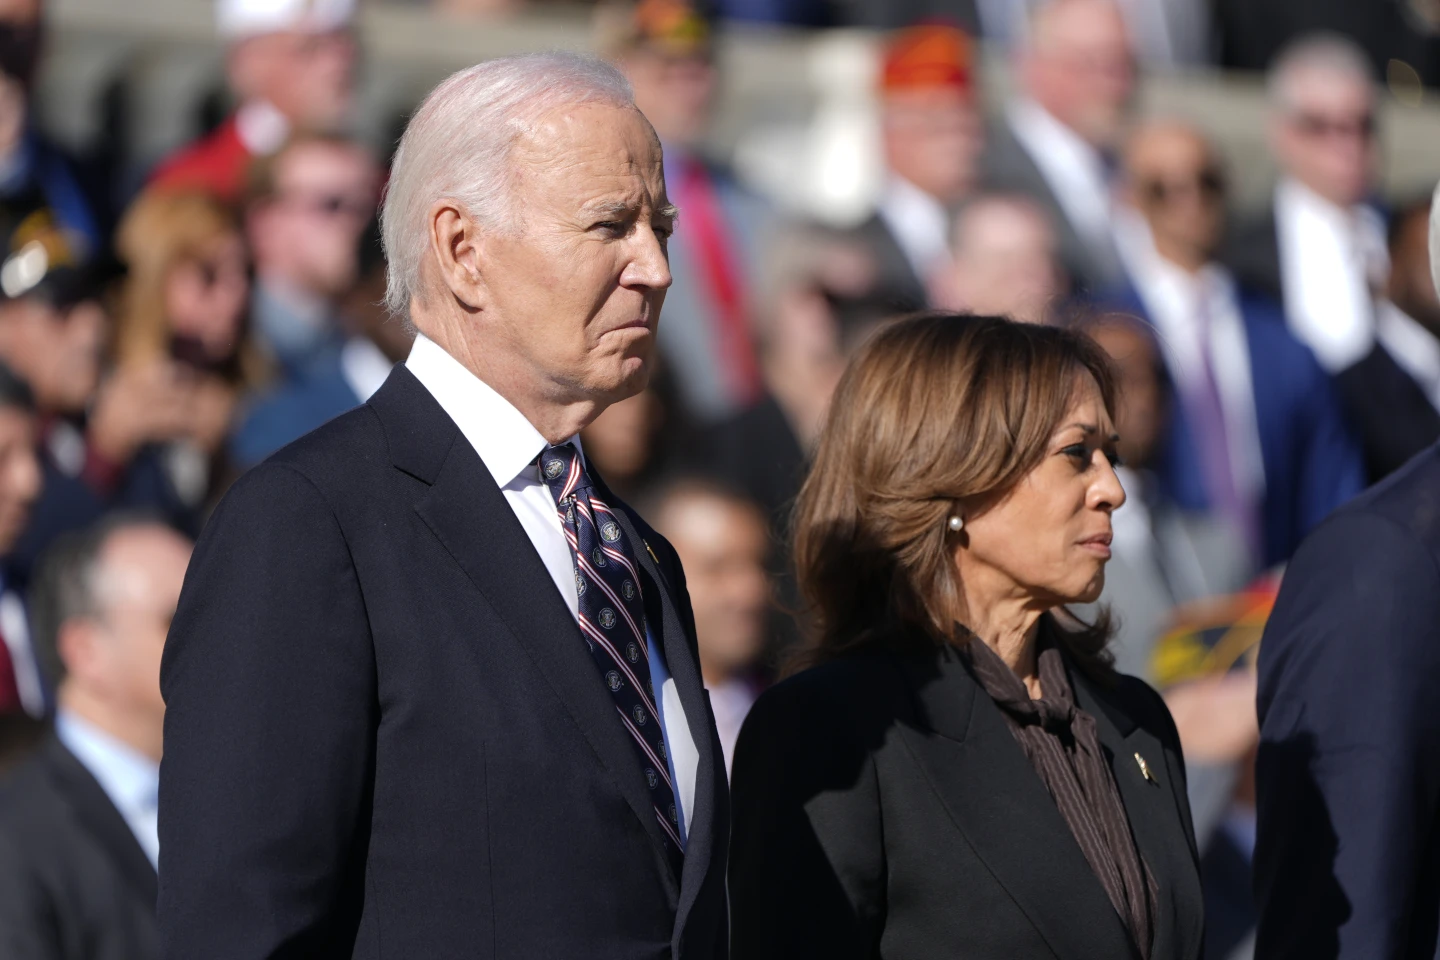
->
[510,103,667,209]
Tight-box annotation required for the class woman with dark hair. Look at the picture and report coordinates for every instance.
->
[728,314,1204,960]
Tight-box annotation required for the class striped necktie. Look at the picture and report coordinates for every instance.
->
[538,443,685,872]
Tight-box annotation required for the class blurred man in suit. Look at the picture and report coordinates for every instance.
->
[981,0,1135,293]
[1110,120,1363,569]
[929,192,1069,325]
[841,23,983,316]
[1226,33,1384,375]
[0,361,41,718]
[159,53,728,958]
[650,478,769,774]
[0,517,192,960]
[150,0,357,203]
[1332,195,1440,481]
[604,0,771,425]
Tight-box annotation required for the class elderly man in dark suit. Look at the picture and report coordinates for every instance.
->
[1252,188,1440,959]
[158,53,729,959]
[0,517,193,960]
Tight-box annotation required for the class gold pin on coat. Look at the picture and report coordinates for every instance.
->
[1134,752,1156,783]
[644,540,660,565]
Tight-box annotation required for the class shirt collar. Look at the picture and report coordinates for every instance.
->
[55,710,159,814]
[404,332,583,489]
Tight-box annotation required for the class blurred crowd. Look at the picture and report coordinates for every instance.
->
[0,0,1434,958]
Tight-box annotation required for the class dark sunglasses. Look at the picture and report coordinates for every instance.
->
[1290,111,1376,141]
[1140,167,1227,206]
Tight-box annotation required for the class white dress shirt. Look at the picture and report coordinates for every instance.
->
[55,710,160,868]
[1375,299,1440,413]
[876,173,951,289]
[1007,98,1117,254]
[1119,219,1267,510]
[405,333,697,836]
[1274,177,1387,373]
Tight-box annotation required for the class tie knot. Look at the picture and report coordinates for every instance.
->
[538,443,589,503]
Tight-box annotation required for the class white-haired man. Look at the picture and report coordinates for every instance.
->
[1226,33,1385,374]
[157,54,730,959]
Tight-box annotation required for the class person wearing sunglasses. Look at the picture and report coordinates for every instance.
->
[1226,33,1385,376]
[1106,120,1363,574]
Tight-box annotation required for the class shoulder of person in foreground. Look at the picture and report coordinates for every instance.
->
[1254,443,1440,959]
[728,650,898,960]
[159,403,388,958]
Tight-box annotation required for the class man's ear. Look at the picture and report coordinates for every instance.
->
[55,618,100,690]
[428,201,486,311]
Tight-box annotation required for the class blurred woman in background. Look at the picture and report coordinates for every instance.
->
[113,189,265,514]
[728,314,1203,960]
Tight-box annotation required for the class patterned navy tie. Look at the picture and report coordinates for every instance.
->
[538,443,685,869]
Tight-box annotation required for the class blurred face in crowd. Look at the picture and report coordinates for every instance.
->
[0,295,106,415]
[427,103,674,421]
[1272,64,1377,207]
[882,87,983,205]
[165,229,250,364]
[1388,203,1440,338]
[1125,123,1227,269]
[230,26,356,130]
[657,488,769,686]
[933,196,1064,324]
[580,387,665,486]
[957,374,1125,608]
[1021,0,1135,148]
[1084,317,1164,469]
[0,402,38,553]
[248,139,378,300]
[61,525,192,759]
[623,48,717,149]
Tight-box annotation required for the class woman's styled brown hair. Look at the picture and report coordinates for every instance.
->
[113,189,266,388]
[791,312,1119,669]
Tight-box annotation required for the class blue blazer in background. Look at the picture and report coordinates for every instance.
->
[1102,288,1365,568]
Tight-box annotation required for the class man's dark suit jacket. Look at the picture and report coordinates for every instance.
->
[1255,441,1440,959]
[1333,341,1440,482]
[0,734,160,960]
[728,635,1204,959]
[158,366,729,959]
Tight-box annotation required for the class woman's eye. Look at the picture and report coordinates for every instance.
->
[1106,450,1124,468]
[1062,444,1089,461]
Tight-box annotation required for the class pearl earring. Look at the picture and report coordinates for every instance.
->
[948,515,964,533]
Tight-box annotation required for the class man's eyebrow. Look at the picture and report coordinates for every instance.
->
[584,200,636,219]
[657,203,679,222]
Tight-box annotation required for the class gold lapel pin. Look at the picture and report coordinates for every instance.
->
[1134,752,1156,784]
[644,540,660,565]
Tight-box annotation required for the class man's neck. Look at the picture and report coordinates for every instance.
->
[418,318,601,446]
[1151,237,1210,276]
[58,687,162,763]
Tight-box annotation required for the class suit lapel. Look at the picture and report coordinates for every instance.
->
[370,368,679,894]
[1073,670,1205,960]
[590,470,727,943]
[44,736,158,906]
[894,646,1139,960]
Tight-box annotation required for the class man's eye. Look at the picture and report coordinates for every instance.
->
[595,221,626,235]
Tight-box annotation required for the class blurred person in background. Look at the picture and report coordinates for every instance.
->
[1332,195,1440,481]
[0,517,191,960]
[1149,586,1273,960]
[603,0,771,424]
[929,192,1070,325]
[114,189,265,512]
[1226,34,1385,375]
[580,363,681,504]
[232,212,409,470]
[840,23,982,316]
[1070,312,1250,681]
[149,0,357,203]
[0,0,104,255]
[1110,119,1363,570]
[650,476,769,773]
[0,213,197,576]
[0,362,40,719]
[982,0,1135,294]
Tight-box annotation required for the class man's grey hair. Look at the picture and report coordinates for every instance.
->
[1267,32,1374,113]
[380,52,636,319]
